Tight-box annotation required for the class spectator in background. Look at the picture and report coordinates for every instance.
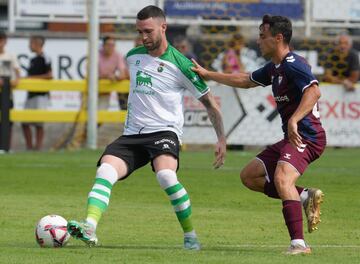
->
[22,35,52,151]
[99,35,129,110]
[323,34,359,91]
[173,35,197,61]
[222,33,246,73]
[0,31,21,150]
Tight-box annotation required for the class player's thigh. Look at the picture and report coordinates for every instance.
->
[101,155,129,180]
[240,158,267,180]
[146,131,180,173]
[152,154,178,173]
[274,161,300,189]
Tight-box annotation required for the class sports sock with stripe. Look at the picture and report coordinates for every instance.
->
[86,163,118,229]
[156,169,196,237]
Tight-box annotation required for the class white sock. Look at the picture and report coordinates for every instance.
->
[184,230,197,238]
[299,188,309,205]
[291,239,306,247]
[86,217,98,229]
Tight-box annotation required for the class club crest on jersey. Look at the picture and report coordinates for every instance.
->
[157,62,164,72]
[136,60,140,65]
[278,75,283,85]
[136,70,152,87]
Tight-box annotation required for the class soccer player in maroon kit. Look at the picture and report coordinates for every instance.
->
[192,15,326,255]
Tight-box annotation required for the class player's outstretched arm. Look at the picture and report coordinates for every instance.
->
[191,59,257,89]
[199,92,226,169]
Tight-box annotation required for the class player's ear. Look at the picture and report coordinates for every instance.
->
[161,22,167,33]
[275,33,284,43]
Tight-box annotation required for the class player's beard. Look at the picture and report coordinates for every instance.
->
[144,35,162,51]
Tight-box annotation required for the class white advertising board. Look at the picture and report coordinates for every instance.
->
[182,83,360,147]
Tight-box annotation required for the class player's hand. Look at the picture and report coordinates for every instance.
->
[288,119,302,148]
[213,137,226,169]
[191,59,210,80]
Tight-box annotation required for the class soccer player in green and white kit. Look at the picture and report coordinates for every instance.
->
[67,5,226,250]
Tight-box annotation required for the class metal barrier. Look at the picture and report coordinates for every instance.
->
[9,79,129,123]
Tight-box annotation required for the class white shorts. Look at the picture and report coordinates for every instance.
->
[25,95,50,110]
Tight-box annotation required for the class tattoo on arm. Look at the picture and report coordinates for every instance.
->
[199,93,225,140]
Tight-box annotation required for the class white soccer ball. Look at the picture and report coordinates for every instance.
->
[35,215,70,248]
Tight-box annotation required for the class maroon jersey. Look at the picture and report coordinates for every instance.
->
[250,52,326,144]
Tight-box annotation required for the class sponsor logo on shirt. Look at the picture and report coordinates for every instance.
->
[136,70,152,88]
[274,95,289,102]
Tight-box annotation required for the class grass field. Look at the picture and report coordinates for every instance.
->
[1,148,359,263]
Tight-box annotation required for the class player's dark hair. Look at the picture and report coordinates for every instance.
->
[0,30,7,40]
[260,15,292,44]
[31,35,45,46]
[137,5,166,21]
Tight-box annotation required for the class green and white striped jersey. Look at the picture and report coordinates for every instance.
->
[124,44,209,139]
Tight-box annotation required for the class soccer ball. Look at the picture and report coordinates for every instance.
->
[35,215,70,248]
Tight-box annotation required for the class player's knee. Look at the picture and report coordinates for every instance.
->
[240,169,252,188]
[96,163,119,184]
[156,169,178,189]
[274,174,289,193]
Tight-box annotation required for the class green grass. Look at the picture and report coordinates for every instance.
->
[0,148,359,263]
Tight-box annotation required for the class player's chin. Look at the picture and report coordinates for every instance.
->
[144,43,154,50]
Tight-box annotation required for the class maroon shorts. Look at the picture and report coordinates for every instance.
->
[256,138,326,182]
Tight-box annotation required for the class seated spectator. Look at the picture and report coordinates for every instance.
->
[99,35,129,110]
[173,35,197,60]
[323,34,359,91]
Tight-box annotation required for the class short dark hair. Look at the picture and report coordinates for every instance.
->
[102,35,115,45]
[0,31,7,40]
[260,15,292,44]
[137,5,165,21]
[31,35,45,46]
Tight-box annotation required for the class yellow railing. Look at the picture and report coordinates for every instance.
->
[9,79,130,123]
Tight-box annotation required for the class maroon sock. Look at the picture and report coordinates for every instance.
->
[282,200,304,240]
[264,181,304,199]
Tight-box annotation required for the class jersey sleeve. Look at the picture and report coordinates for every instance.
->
[180,61,209,99]
[250,62,272,86]
[285,59,318,92]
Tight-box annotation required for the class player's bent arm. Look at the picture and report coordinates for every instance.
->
[288,83,321,147]
[289,83,321,124]
[199,92,226,168]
